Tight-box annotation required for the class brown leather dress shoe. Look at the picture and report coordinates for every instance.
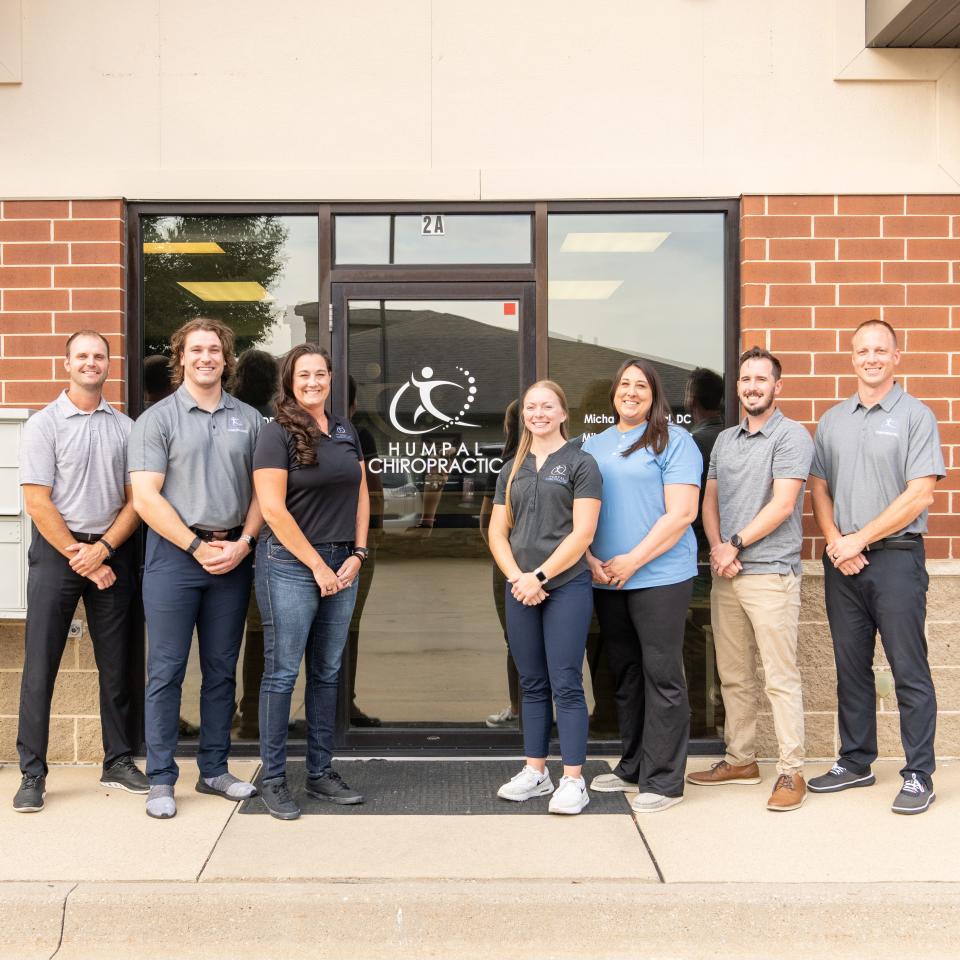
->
[686,759,762,786]
[767,772,807,811]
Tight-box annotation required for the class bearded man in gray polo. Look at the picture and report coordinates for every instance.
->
[687,346,813,812]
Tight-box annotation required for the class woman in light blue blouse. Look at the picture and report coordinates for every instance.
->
[582,358,702,813]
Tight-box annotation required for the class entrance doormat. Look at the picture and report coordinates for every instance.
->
[238,759,631,816]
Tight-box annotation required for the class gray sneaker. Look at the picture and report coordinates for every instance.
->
[305,768,364,805]
[891,773,935,815]
[807,763,876,793]
[261,777,301,820]
[590,772,639,793]
[13,774,45,813]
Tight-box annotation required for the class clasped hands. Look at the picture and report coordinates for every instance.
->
[587,553,639,590]
[825,532,869,576]
[312,555,362,596]
[192,539,252,575]
[709,541,742,579]
[509,571,549,606]
[66,541,115,590]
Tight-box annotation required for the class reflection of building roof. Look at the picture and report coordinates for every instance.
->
[347,307,698,414]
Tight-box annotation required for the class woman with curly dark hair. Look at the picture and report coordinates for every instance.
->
[252,343,370,820]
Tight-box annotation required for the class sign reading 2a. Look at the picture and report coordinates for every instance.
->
[421,214,446,236]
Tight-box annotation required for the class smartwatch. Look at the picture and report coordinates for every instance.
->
[730,533,744,551]
[186,536,202,556]
[98,538,116,560]
[534,568,548,584]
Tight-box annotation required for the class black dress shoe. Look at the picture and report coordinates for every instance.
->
[305,768,364,805]
[13,774,45,813]
[261,778,301,820]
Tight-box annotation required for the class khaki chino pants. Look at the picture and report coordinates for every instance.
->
[710,572,804,775]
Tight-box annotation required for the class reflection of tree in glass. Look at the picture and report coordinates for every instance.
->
[143,216,288,356]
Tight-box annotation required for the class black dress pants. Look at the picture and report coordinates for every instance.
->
[823,542,937,783]
[593,578,694,797]
[17,530,136,777]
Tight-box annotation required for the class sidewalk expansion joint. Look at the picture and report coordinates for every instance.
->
[630,815,665,883]
[47,881,77,960]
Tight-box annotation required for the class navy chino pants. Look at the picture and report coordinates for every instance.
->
[504,570,593,766]
[142,530,253,785]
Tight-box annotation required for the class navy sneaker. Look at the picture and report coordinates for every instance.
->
[891,773,935,815]
[807,763,876,793]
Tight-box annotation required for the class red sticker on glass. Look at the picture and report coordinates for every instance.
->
[503,302,517,315]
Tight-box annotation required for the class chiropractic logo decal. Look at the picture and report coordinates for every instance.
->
[388,365,479,436]
[876,416,899,438]
[546,463,569,484]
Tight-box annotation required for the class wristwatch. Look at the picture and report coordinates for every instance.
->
[534,568,548,584]
[98,538,116,560]
[353,546,370,564]
[239,534,256,548]
[730,533,744,551]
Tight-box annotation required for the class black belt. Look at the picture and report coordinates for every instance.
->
[190,525,243,542]
[865,533,922,552]
[69,530,105,543]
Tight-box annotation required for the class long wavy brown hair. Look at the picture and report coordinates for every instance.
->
[274,343,333,467]
[168,316,237,388]
[503,380,569,527]
[609,358,670,457]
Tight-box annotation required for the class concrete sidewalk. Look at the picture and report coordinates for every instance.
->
[1,758,958,959]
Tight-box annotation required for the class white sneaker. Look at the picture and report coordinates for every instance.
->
[631,792,683,813]
[590,772,639,793]
[548,775,590,815]
[497,765,554,802]
[485,707,519,728]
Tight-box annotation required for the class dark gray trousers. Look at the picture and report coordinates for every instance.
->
[17,530,136,777]
[823,542,937,784]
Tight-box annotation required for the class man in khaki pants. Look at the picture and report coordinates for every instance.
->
[687,346,814,811]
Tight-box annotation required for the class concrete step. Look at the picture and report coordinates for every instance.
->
[4,880,960,960]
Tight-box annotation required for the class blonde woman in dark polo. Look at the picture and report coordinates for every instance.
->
[488,381,602,815]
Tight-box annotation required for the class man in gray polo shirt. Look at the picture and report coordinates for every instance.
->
[808,319,944,815]
[687,346,813,812]
[14,330,146,812]
[129,317,263,820]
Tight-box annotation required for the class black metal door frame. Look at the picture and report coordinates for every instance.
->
[330,280,536,753]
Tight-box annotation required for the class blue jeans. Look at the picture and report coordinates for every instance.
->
[256,538,358,780]
[504,570,593,766]
[142,531,253,785]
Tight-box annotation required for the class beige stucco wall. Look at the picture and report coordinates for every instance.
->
[0,0,958,200]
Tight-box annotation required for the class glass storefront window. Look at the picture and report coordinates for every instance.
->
[335,214,533,265]
[548,211,727,739]
[140,214,320,742]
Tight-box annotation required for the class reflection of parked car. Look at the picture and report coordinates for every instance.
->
[380,468,422,530]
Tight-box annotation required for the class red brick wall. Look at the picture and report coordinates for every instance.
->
[0,200,125,409]
[742,195,960,561]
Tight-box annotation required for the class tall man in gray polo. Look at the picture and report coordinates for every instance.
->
[808,319,944,815]
[129,317,263,819]
[15,330,146,812]
[686,347,814,811]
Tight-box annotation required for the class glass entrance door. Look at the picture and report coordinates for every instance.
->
[332,283,535,748]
